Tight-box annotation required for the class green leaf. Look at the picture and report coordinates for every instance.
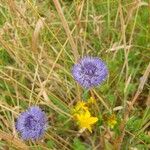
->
[47,140,55,149]
[48,94,69,113]
[126,117,142,132]
[136,144,149,150]
[82,89,90,101]
[73,138,87,150]
[139,133,150,144]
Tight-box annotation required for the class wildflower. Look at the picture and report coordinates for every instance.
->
[106,114,117,129]
[76,110,98,132]
[88,97,96,104]
[71,101,88,116]
[74,101,88,112]
[16,106,47,140]
[72,56,108,88]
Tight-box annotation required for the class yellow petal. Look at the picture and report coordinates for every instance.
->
[88,97,96,104]
[84,110,91,118]
[74,101,88,112]
[87,126,92,133]
[88,117,98,125]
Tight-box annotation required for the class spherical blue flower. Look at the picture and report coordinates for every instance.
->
[72,56,108,88]
[16,106,47,140]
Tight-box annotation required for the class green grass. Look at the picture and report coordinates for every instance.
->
[0,0,150,149]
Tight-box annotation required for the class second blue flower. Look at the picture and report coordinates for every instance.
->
[72,56,108,88]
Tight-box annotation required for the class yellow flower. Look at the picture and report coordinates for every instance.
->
[107,114,117,129]
[88,97,96,104]
[76,110,98,133]
[72,101,88,115]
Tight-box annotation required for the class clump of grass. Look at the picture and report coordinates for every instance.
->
[0,0,150,149]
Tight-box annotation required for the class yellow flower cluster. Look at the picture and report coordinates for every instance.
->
[106,114,117,129]
[72,97,98,133]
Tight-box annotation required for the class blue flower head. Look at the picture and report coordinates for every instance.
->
[16,106,47,140]
[72,56,108,88]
